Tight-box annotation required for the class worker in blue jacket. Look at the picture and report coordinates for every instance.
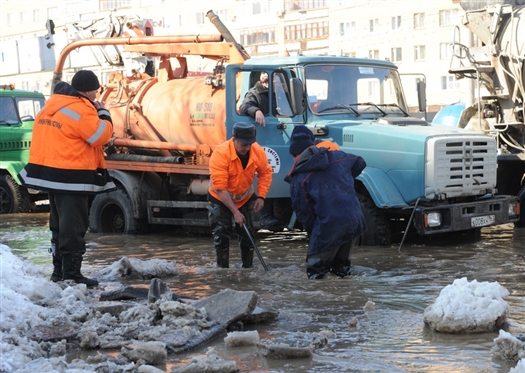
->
[284,125,367,279]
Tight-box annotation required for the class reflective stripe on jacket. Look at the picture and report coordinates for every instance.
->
[19,82,115,194]
[208,138,273,208]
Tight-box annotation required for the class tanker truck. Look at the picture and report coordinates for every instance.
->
[49,10,519,246]
[434,0,525,227]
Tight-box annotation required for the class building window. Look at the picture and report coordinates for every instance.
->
[33,9,40,23]
[414,45,426,61]
[285,22,327,41]
[391,47,402,62]
[340,21,356,36]
[252,1,271,14]
[196,12,205,25]
[440,42,451,59]
[369,19,377,32]
[100,0,132,11]
[47,7,58,19]
[369,49,379,59]
[66,1,98,17]
[7,13,16,26]
[285,0,327,11]
[441,75,460,90]
[20,11,30,24]
[414,12,425,29]
[391,15,401,30]
[241,28,275,45]
[439,9,460,26]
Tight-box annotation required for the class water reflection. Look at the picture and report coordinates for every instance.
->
[1,213,524,372]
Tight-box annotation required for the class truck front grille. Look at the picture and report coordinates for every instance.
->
[425,136,497,198]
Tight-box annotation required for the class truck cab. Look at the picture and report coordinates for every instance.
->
[0,86,46,213]
[227,56,520,245]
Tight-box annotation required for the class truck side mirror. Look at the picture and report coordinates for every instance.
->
[290,78,305,116]
[417,80,427,113]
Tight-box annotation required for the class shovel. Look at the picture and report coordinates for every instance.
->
[242,223,269,271]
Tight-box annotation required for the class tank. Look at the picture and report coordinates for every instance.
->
[101,75,227,154]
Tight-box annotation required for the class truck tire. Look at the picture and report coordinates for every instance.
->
[357,193,392,246]
[89,187,146,234]
[515,185,525,228]
[0,174,33,214]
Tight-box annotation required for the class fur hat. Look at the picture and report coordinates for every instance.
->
[71,70,100,92]
[289,126,315,156]
[232,122,256,144]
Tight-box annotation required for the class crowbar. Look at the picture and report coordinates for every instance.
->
[242,223,269,271]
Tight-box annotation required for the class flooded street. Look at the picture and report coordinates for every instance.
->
[1,212,524,373]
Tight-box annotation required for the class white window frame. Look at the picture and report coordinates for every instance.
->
[369,19,377,33]
[391,15,401,30]
[196,12,205,25]
[441,75,460,90]
[33,9,40,23]
[440,42,451,60]
[340,21,356,36]
[368,49,379,59]
[414,12,425,29]
[439,9,460,26]
[391,47,402,62]
[414,45,426,61]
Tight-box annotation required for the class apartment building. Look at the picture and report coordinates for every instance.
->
[0,0,474,114]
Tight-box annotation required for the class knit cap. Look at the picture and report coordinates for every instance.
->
[71,70,100,92]
[289,125,315,156]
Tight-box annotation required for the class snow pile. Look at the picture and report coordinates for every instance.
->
[0,244,217,373]
[171,347,239,373]
[256,331,329,359]
[93,256,179,280]
[224,330,260,347]
[491,330,525,361]
[423,277,510,333]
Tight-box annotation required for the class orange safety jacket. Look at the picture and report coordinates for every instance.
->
[208,138,273,208]
[19,82,116,194]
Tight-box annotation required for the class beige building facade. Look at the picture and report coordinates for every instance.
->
[0,0,475,114]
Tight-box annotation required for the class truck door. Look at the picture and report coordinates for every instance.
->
[226,64,302,198]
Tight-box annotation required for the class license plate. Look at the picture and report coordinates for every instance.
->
[471,215,495,227]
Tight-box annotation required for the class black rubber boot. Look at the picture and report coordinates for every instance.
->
[62,254,99,287]
[216,249,229,268]
[50,253,62,282]
[330,238,355,278]
[241,247,254,268]
[330,265,352,278]
[306,253,330,279]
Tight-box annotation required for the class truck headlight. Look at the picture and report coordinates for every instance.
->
[425,212,442,227]
[509,202,519,217]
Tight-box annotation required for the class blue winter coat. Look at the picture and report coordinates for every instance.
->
[285,146,367,256]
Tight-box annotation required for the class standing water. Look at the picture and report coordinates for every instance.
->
[1,212,524,373]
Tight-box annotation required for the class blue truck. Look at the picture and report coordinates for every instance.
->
[46,11,520,245]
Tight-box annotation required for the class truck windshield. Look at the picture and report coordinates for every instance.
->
[305,64,408,116]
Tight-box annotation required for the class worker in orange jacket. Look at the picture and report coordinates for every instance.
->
[207,122,273,268]
[19,70,115,287]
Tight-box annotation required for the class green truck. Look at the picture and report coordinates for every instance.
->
[0,86,46,213]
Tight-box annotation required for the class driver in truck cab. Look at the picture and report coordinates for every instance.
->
[207,122,273,269]
[239,71,269,127]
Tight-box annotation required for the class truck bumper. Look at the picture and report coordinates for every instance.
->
[413,195,520,235]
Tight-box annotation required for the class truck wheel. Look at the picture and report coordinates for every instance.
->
[357,193,392,246]
[89,187,145,234]
[515,186,525,228]
[0,174,33,214]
